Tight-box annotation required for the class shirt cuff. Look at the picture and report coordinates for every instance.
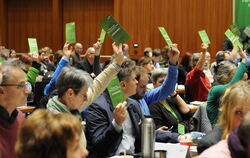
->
[62,56,69,62]
[112,119,123,132]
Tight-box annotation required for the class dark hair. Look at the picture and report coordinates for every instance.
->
[180,52,192,71]
[134,66,148,81]
[137,56,152,66]
[144,47,152,56]
[118,59,136,82]
[152,49,161,57]
[19,54,33,65]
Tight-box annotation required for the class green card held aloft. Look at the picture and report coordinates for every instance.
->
[225,29,243,48]
[107,76,125,108]
[28,38,38,53]
[158,27,173,47]
[100,15,130,44]
[66,22,76,44]
[99,29,106,44]
[198,30,211,44]
[230,24,241,36]
[178,123,185,134]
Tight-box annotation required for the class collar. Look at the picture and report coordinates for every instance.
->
[0,105,18,123]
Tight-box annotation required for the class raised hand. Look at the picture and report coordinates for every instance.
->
[168,43,180,65]
[238,46,247,63]
[112,42,124,66]
[93,41,102,56]
[113,101,127,125]
[63,42,73,59]
[201,43,209,52]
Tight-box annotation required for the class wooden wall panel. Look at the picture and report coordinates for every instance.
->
[114,0,233,60]
[7,0,52,53]
[0,0,7,46]
[63,0,114,56]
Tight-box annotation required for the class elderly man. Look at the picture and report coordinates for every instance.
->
[0,59,31,158]
[70,42,83,65]
[74,43,102,78]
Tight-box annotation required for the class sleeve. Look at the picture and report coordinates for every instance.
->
[80,63,120,110]
[155,130,180,143]
[43,57,69,95]
[144,64,178,105]
[93,55,102,76]
[85,104,122,154]
[26,67,40,86]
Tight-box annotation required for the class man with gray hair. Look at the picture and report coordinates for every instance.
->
[0,59,31,158]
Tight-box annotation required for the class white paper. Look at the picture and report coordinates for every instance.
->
[155,142,189,158]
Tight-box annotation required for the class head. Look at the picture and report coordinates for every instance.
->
[144,47,153,58]
[180,52,193,70]
[191,52,210,69]
[39,47,52,62]
[53,50,63,63]
[213,61,237,86]
[56,67,93,110]
[131,66,149,99]
[9,49,16,58]
[191,53,200,67]
[75,43,83,54]
[0,47,10,58]
[0,59,31,115]
[218,81,250,139]
[137,56,155,73]
[151,68,168,88]
[203,52,211,69]
[152,49,162,63]
[19,54,33,72]
[122,44,129,57]
[85,47,95,65]
[117,59,137,98]
[15,109,88,158]
[161,46,170,61]
[215,51,228,64]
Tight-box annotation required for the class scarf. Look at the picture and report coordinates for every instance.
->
[228,128,246,158]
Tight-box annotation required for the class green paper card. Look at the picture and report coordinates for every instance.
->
[28,38,38,53]
[100,15,130,44]
[225,29,243,48]
[158,27,173,47]
[198,30,211,44]
[107,76,126,108]
[66,22,76,44]
[178,123,185,134]
[230,24,241,36]
[99,29,106,44]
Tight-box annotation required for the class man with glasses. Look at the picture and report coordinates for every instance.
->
[0,59,31,158]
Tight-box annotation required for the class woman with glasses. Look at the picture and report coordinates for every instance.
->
[198,80,250,154]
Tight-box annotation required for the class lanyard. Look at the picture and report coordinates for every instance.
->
[160,100,179,121]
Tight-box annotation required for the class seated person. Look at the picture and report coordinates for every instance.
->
[15,109,88,158]
[185,44,211,102]
[197,81,250,154]
[0,59,31,158]
[85,59,180,158]
[137,56,155,73]
[149,68,193,132]
[199,110,250,158]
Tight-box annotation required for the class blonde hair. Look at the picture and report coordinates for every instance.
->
[218,81,250,139]
[15,109,82,158]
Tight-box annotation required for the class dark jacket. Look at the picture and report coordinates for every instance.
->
[85,92,180,158]
[74,56,101,77]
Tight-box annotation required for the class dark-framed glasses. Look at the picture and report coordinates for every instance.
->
[0,81,32,91]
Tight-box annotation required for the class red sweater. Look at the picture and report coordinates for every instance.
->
[0,110,25,158]
[185,67,211,101]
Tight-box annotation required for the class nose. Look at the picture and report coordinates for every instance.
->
[80,145,89,158]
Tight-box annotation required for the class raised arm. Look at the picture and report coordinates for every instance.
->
[195,43,208,70]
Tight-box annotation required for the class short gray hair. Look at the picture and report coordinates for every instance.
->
[150,68,168,83]
[191,53,200,66]
[56,67,93,98]
[213,61,236,85]
[1,59,25,84]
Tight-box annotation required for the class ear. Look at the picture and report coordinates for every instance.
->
[0,87,4,94]
[66,88,74,97]
[120,81,126,88]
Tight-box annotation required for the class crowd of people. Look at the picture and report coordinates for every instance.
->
[0,38,250,158]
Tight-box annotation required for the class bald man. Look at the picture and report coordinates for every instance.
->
[70,43,83,65]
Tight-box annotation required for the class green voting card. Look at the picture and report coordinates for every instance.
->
[230,24,241,36]
[107,76,126,108]
[158,27,173,47]
[198,30,211,44]
[28,38,38,53]
[178,123,185,134]
[100,15,130,44]
[225,29,243,48]
[99,29,106,44]
[66,22,76,44]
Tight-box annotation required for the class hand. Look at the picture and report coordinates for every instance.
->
[112,42,124,66]
[113,101,127,125]
[93,41,102,56]
[168,43,180,65]
[238,46,247,63]
[30,52,39,62]
[157,126,173,133]
[201,43,209,52]
[63,42,73,59]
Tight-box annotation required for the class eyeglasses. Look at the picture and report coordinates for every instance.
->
[0,81,32,91]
